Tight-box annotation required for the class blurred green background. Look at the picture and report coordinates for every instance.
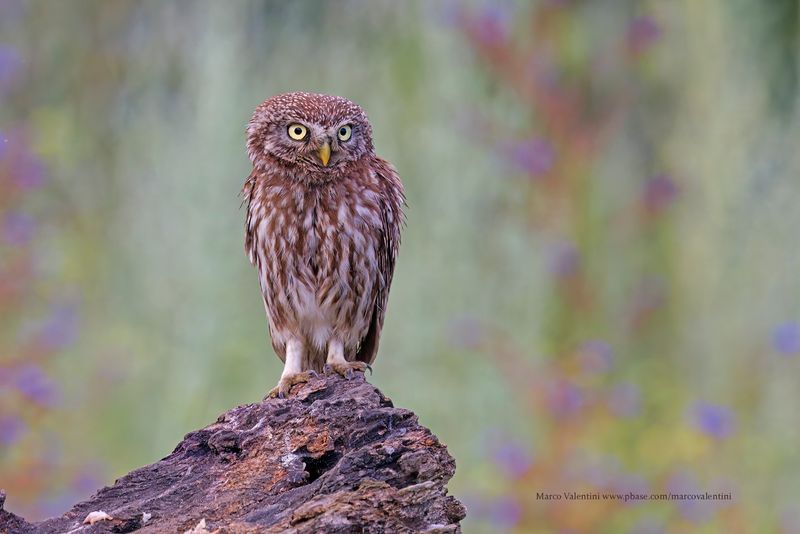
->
[2,1,800,532]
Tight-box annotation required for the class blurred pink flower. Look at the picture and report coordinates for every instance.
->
[643,174,679,214]
[628,16,662,55]
[579,340,614,374]
[473,2,513,46]
[545,240,580,279]
[1,128,47,189]
[547,379,584,417]
[489,439,533,479]
[13,150,47,189]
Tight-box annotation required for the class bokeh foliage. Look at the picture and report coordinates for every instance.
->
[1,1,800,532]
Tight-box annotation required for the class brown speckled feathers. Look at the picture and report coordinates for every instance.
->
[242,93,405,374]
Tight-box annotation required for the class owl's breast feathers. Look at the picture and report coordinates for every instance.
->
[243,157,405,364]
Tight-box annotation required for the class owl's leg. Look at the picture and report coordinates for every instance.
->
[266,339,317,399]
[324,339,371,379]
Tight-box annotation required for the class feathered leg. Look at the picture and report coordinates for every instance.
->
[266,339,317,398]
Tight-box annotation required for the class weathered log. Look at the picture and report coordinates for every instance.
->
[0,374,465,533]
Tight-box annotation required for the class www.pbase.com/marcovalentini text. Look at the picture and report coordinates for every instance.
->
[536,491,733,504]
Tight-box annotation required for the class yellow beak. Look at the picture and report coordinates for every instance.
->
[318,142,331,167]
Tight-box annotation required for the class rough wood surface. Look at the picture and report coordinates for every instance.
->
[0,374,465,533]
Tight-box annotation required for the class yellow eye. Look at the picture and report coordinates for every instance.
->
[337,125,352,141]
[287,124,307,140]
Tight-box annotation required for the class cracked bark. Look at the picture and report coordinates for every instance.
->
[0,374,465,533]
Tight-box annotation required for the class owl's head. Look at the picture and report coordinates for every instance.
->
[247,92,374,177]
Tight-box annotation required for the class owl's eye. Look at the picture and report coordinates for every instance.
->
[337,125,352,142]
[287,124,308,141]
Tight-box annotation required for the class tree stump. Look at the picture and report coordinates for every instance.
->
[0,374,465,533]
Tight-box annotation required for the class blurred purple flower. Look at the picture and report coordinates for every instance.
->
[508,138,555,177]
[35,493,76,521]
[643,174,679,214]
[666,470,716,523]
[473,2,513,46]
[15,364,60,407]
[490,440,533,479]
[0,415,26,446]
[3,211,36,246]
[546,240,580,279]
[578,340,614,374]
[665,469,698,495]
[0,43,23,92]
[608,382,641,418]
[576,453,621,488]
[0,128,47,189]
[447,315,485,349]
[13,150,47,189]
[628,16,662,55]
[38,300,79,350]
[689,402,735,440]
[488,495,522,529]
[71,465,104,495]
[772,322,800,356]
[547,379,584,417]
[0,130,8,160]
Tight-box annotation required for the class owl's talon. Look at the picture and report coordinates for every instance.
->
[323,364,332,375]
[365,364,373,375]
[264,370,316,400]
[326,361,369,380]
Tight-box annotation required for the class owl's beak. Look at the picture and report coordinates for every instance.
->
[318,142,331,167]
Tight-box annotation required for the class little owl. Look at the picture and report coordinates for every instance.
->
[242,92,405,398]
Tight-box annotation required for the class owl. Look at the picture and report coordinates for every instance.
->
[242,92,405,398]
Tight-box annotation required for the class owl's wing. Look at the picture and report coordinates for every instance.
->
[355,158,406,365]
[241,170,259,266]
[242,171,287,363]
